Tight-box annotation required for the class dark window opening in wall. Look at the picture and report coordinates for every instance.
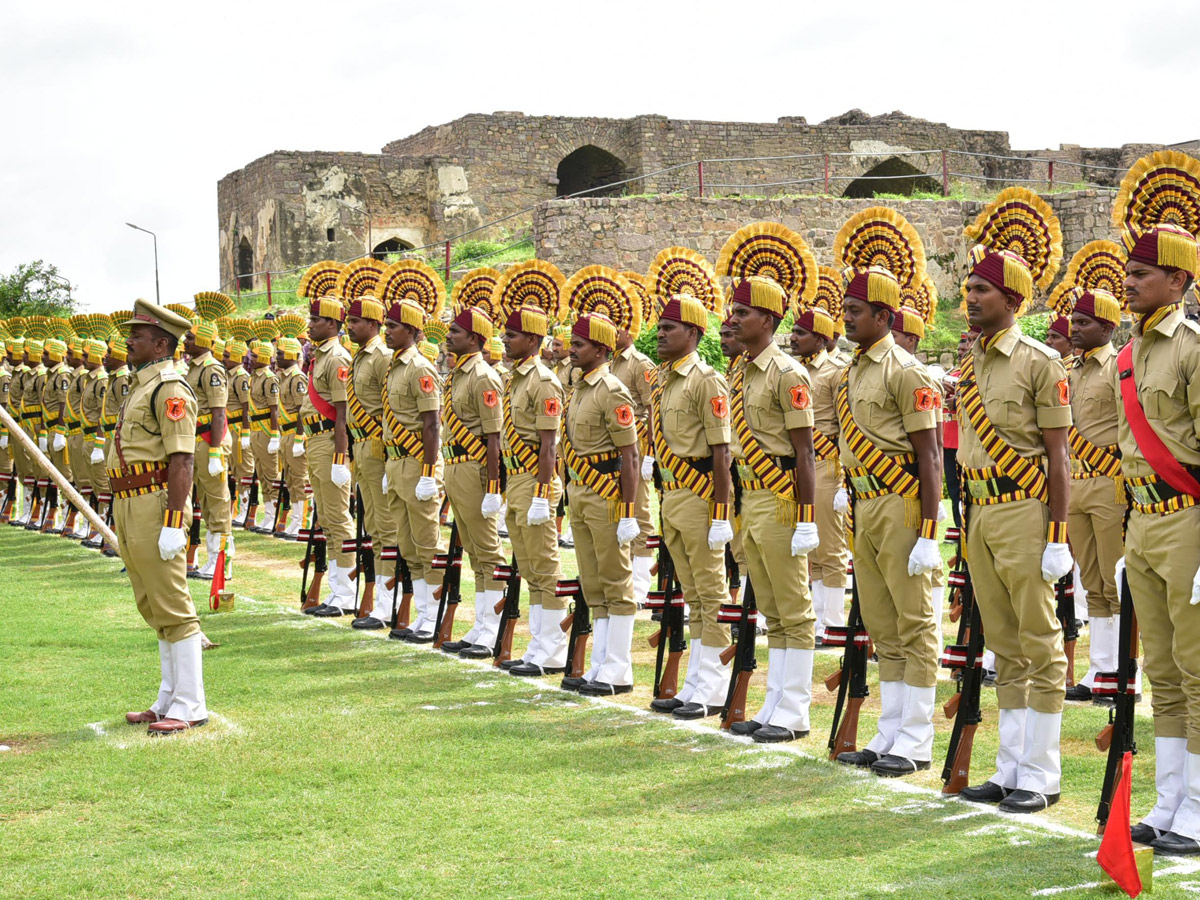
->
[372,237,414,259]
[842,157,942,199]
[556,145,629,198]
[237,237,254,291]
[326,228,336,242]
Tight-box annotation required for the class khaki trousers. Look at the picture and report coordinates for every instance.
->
[1126,505,1200,752]
[967,498,1066,713]
[353,440,393,569]
[444,460,505,594]
[193,436,231,534]
[44,443,70,482]
[1068,474,1124,618]
[114,489,200,642]
[568,482,635,617]
[67,434,89,490]
[280,429,309,505]
[853,493,938,687]
[383,455,440,584]
[87,448,111,496]
[307,432,355,568]
[505,471,564,610]
[631,476,654,558]
[250,430,280,504]
[811,459,849,588]
[741,489,815,650]
[662,488,727,646]
[230,426,253,488]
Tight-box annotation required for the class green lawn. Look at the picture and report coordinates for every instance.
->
[0,526,1190,898]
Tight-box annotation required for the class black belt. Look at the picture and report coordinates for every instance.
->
[82,425,99,435]
[588,455,620,475]
[250,412,271,423]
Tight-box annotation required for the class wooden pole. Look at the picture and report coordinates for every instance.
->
[0,403,119,550]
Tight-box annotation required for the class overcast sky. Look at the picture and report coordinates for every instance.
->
[3,0,1197,312]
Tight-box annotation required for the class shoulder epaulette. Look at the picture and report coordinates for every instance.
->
[159,370,184,383]
[1019,333,1061,360]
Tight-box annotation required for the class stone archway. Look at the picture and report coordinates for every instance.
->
[842,157,941,198]
[556,145,629,198]
[372,237,414,259]
[237,236,254,290]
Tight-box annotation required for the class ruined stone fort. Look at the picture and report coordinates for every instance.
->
[217,110,1197,299]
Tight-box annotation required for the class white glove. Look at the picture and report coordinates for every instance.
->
[1041,542,1073,583]
[240,434,251,450]
[527,495,552,526]
[641,455,655,480]
[907,536,941,576]
[415,475,438,502]
[1191,563,1200,606]
[267,436,280,455]
[0,435,7,449]
[52,432,66,452]
[481,492,503,518]
[90,447,104,465]
[791,522,820,557]
[381,473,389,495]
[158,525,187,561]
[292,438,305,458]
[833,487,850,513]
[38,435,48,451]
[330,463,351,487]
[936,501,948,522]
[1115,556,1126,597]
[707,518,734,550]
[207,454,223,477]
[616,517,639,546]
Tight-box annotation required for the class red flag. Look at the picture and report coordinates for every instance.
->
[1098,751,1142,897]
[209,539,227,611]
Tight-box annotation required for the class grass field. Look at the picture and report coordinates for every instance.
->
[1,524,1196,898]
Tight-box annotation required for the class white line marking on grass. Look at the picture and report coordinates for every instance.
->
[940,809,989,822]
[86,721,107,736]
[208,712,241,733]
[1031,881,1104,895]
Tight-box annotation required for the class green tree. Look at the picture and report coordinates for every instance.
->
[0,261,77,318]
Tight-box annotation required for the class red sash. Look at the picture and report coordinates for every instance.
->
[1117,341,1200,498]
[307,369,338,422]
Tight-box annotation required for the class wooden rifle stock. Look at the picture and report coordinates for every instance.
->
[1064,636,1077,689]
[492,559,522,667]
[355,580,376,620]
[719,643,737,666]
[723,670,752,730]
[1095,723,1114,753]
[432,523,462,648]
[942,722,978,795]
[395,592,412,630]
[567,630,589,679]
[824,669,841,693]
[647,630,662,649]
[495,618,517,666]
[829,696,864,759]
[658,651,682,699]
[721,577,758,730]
[943,692,960,720]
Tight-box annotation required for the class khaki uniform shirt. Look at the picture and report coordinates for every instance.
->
[300,337,351,420]
[80,367,109,432]
[186,351,228,415]
[1117,305,1200,479]
[957,326,1072,469]
[554,358,579,392]
[349,334,389,431]
[1069,342,1119,466]
[65,367,87,432]
[446,351,502,439]
[278,362,307,415]
[806,349,844,448]
[564,363,638,455]
[734,342,814,460]
[226,364,251,417]
[249,367,280,431]
[42,361,71,426]
[384,345,442,436]
[6,364,25,416]
[610,345,655,421]
[107,359,198,468]
[657,352,731,458]
[504,355,563,456]
[0,362,12,422]
[836,334,938,466]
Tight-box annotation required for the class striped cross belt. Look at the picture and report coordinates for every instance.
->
[661,454,714,490]
[303,414,337,437]
[735,457,794,492]
[349,423,382,441]
[106,462,168,499]
[443,442,478,465]
[1072,455,1120,480]
[962,461,1044,505]
[1126,471,1200,515]
[568,451,620,483]
[504,454,536,476]
[846,453,917,500]
[385,444,416,460]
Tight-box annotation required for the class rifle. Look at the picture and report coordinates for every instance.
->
[298,504,325,609]
[185,494,202,570]
[719,576,757,729]
[825,570,871,760]
[491,558,522,666]
[431,522,463,647]
[1095,574,1139,834]
[273,479,290,536]
[383,547,414,632]
[645,535,685,699]
[558,579,591,679]
[347,487,376,619]
[1055,573,1078,688]
[0,472,16,522]
[725,543,741,604]
[243,471,260,528]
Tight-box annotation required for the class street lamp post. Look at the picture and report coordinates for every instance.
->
[125,222,160,303]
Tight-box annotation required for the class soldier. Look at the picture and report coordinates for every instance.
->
[647,293,734,718]
[275,334,310,538]
[0,336,12,520]
[341,297,398,628]
[497,303,569,676]
[78,337,111,546]
[720,318,750,603]
[39,334,73,533]
[828,206,943,778]
[63,337,90,538]
[611,317,657,605]
[245,338,283,535]
[19,335,49,528]
[223,336,253,527]
[955,188,1071,813]
[437,306,507,657]
[790,297,850,644]
[183,318,233,579]
[561,303,641,696]
[379,298,443,642]
[4,336,32,523]
[112,299,208,735]
[297,297,358,614]
[551,323,575,549]
[96,336,132,554]
[1109,152,1200,854]
[1045,314,1073,358]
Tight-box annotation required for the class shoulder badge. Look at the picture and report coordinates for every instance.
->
[164,397,187,421]
[789,385,810,410]
[913,387,936,411]
[615,404,634,426]
[210,372,222,387]
[1057,378,1070,406]
[419,375,435,394]
[336,366,349,382]
[544,396,561,417]
[643,369,654,383]
[711,395,729,418]
[482,389,499,408]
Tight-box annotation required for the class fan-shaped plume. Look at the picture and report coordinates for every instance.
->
[646,246,723,318]
[423,320,449,345]
[1047,282,1077,318]
[902,274,938,326]
[273,311,307,339]
[1112,150,1200,246]
[964,187,1063,290]
[493,260,566,324]
[336,258,387,299]
[716,221,819,307]
[253,319,280,342]
[47,319,73,341]
[165,303,196,323]
[297,260,348,300]
[376,259,446,320]
[88,313,117,341]
[69,314,91,335]
[1065,240,1127,309]
[564,265,638,333]
[810,265,845,319]
[112,311,134,338]
[5,317,27,338]
[24,316,51,341]
[225,317,255,342]
[834,206,927,289]
[194,291,237,322]
[451,267,504,323]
